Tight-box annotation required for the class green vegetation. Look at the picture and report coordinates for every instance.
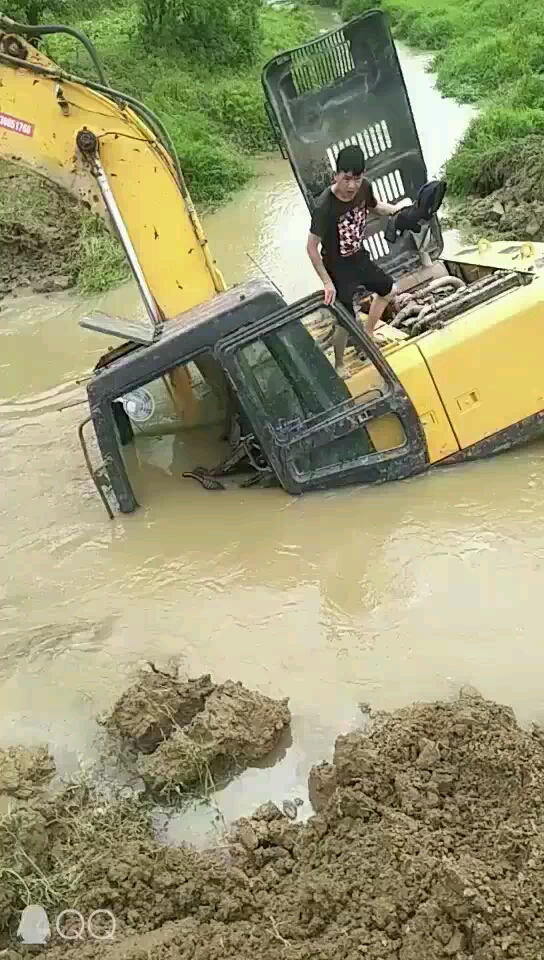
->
[75,214,131,295]
[342,0,544,229]
[1,0,318,293]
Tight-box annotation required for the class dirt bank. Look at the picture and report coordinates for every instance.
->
[2,688,544,959]
[0,162,82,297]
[0,160,130,299]
[444,136,544,243]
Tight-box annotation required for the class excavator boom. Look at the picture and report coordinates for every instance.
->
[0,20,225,328]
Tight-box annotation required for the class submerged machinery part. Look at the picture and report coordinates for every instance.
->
[181,468,226,491]
[391,276,466,329]
[392,302,424,327]
[183,430,274,491]
[402,287,467,328]
[425,276,465,295]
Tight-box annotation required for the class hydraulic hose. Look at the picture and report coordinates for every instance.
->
[0,16,107,85]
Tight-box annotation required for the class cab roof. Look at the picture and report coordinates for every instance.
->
[87,278,284,404]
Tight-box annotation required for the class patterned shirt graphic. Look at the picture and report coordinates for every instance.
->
[309,180,377,266]
[337,204,366,257]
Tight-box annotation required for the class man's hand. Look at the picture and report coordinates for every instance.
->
[374,197,412,217]
[323,279,336,306]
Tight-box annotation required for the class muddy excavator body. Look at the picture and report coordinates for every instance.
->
[2,11,544,517]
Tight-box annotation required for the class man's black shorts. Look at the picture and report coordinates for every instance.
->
[325,249,394,312]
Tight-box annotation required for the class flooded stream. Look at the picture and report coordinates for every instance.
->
[2,41,543,845]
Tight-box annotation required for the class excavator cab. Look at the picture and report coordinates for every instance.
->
[71,8,435,516]
[84,278,428,514]
[262,8,444,277]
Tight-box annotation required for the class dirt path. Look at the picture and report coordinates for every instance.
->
[2,679,544,960]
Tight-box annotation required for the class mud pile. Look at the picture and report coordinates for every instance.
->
[0,162,81,297]
[445,134,544,242]
[102,666,291,794]
[0,745,55,799]
[3,690,544,959]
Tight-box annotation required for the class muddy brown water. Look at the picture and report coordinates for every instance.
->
[3,44,542,847]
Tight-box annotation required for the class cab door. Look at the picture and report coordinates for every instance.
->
[214,294,428,494]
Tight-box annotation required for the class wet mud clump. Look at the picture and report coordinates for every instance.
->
[105,667,291,794]
[0,745,55,799]
[3,690,544,959]
[103,668,216,753]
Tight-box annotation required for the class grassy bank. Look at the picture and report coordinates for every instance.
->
[343,0,544,240]
[1,1,318,295]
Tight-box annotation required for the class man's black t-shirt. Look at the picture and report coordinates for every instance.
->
[310,179,377,270]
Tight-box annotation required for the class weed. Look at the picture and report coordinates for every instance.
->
[75,216,131,295]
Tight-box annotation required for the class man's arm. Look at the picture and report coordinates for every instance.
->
[306,233,336,305]
[374,198,412,217]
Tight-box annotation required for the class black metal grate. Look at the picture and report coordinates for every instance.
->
[262,9,445,277]
[291,29,355,95]
[326,123,393,170]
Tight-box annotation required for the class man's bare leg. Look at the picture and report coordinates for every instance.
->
[333,324,349,377]
[364,291,394,340]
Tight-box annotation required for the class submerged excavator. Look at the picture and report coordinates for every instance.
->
[1,9,544,516]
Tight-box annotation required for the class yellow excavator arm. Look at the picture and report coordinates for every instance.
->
[0,19,226,324]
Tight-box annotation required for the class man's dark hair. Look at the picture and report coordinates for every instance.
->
[336,144,365,175]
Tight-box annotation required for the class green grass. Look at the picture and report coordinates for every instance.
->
[343,0,544,207]
[75,215,131,295]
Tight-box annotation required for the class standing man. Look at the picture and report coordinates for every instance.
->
[306,144,410,376]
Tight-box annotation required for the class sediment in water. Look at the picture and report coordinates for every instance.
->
[2,687,544,959]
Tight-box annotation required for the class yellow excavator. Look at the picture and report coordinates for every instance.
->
[1,10,544,516]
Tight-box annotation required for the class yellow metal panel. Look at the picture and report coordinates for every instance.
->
[418,280,544,448]
[346,342,459,461]
[366,413,406,452]
[448,239,544,276]
[0,49,224,319]
[343,363,401,451]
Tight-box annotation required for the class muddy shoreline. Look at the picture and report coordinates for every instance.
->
[0,163,83,299]
[2,671,544,960]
